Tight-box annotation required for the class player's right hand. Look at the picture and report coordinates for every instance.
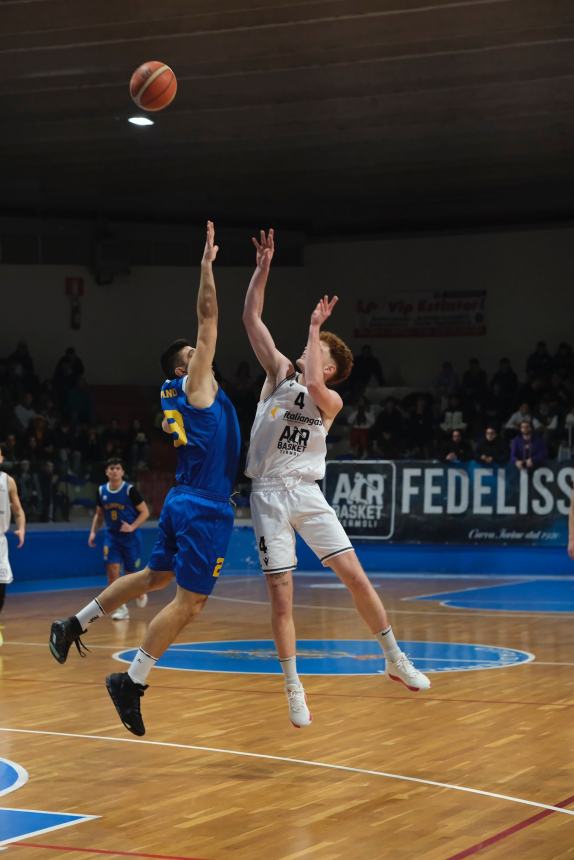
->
[202,220,219,264]
[252,228,274,271]
[88,532,96,548]
[568,539,574,561]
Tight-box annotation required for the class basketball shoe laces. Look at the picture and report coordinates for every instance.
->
[287,685,307,716]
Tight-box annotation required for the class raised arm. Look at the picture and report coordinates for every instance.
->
[305,295,343,422]
[186,221,219,406]
[242,229,291,382]
[8,475,25,548]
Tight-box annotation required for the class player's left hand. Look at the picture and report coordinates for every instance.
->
[202,220,219,264]
[311,294,338,327]
[14,529,25,548]
[568,539,574,561]
[119,522,133,534]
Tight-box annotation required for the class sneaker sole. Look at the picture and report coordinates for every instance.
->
[105,676,145,737]
[388,673,422,692]
[48,640,66,664]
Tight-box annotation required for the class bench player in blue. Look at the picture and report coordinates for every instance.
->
[49,221,241,736]
[88,457,150,620]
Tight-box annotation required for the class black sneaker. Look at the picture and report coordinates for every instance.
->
[105,672,147,737]
[49,616,89,664]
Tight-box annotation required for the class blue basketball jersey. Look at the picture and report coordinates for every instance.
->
[160,376,241,498]
[98,482,139,532]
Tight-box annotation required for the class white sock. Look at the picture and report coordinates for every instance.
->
[377,626,402,662]
[279,656,301,687]
[75,599,105,632]
[128,648,157,686]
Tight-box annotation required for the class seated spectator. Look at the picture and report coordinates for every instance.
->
[461,358,487,407]
[440,395,467,433]
[64,375,92,424]
[126,418,150,471]
[505,402,534,434]
[0,433,20,471]
[347,396,376,458]
[483,382,507,430]
[371,397,403,458]
[13,392,37,434]
[441,429,472,463]
[18,460,41,520]
[101,418,125,456]
[475,426,508,466]
[526,341,553,378]
[434,361,460,410]
[490,357,518,402]
[349,345,384,399]
[552,342,574,380]
[38,460,69,522]
[510,420,547,471]
[403,395,434,459]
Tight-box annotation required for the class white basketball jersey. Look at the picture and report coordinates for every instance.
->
[246,375,327,481]
[0,472,11,535]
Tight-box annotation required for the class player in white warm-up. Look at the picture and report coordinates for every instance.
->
[243,229,430,728]
[0,445,26,644]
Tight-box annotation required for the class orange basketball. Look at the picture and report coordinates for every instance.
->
[129,61,177,112]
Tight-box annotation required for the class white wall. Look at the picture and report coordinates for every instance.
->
[1,225,573,387]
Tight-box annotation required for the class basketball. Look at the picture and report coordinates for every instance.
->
[129,61,177,112]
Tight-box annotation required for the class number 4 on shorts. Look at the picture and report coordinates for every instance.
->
[259,536,268,554]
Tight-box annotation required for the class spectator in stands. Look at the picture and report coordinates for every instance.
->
[347,396,376,458]
[64,375,92,424]
[126,418,150,472]
[371,397,403,458]
[18,460,41,520]
[483,382,507,430]
[349,345,384,399]
[553,342,574,380]
[21,434,44,474]
[440,394,467,433]
[403,395,434,459]
[475,426,508,466]
[53,347,84,407]
[52,418,80,474]
[510,420,547,471]
[13,392,37,434]
[0,434,20,472]
[505,402,533,434]
[8,341,35,379]
[491,357,518,403]
[526,341,553,379]
[38,460,69,522]
[461,358,488,406]
[441,429,472,463]
[434,361,460,410]
[534,399,560,454]
[101,418,125,456]
[229,360,258,437]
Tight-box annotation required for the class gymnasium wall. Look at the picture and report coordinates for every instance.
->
[1,224,573,387]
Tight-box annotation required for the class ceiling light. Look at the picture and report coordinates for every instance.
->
[128,116,154,126]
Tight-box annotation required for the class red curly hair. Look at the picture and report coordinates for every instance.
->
[320,331,354,386]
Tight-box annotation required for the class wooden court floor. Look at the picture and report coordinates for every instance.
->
[0,573,573,860]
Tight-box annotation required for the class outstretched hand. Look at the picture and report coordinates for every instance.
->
[311,294,339,327]
[252,228,274,272]
[202,220,219,264]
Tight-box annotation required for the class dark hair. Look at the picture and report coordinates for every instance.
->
[160,338,193,379]
[105,457,125,470]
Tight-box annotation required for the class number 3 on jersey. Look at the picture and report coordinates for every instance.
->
[163,409,188,447]
[294,392,305,408]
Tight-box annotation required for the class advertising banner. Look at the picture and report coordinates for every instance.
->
[324,460,574,546]
[354,290,487,338]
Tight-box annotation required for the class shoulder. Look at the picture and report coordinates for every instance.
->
[7,474,19,495]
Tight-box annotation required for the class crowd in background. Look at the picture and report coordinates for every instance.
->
[1,339,573,522]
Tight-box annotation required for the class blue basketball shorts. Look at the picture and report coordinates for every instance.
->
[148,486,234,595]
[103,532,143,573]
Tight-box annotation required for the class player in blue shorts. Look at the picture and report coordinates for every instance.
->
[49,221,241,736]
[88,457,150,620]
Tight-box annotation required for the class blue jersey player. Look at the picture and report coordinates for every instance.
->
[88,457,150,620]
[49,221,241,736]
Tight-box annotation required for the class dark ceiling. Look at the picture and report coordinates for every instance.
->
[1,0,574,235]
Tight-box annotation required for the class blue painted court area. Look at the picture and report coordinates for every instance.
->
[410,578,574,613]
[115,639,533,675]
[0,757,95,847]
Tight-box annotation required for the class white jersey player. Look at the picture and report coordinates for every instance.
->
[243,229,430,729]
[0,446,26,641]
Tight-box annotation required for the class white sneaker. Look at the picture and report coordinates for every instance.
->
[286,684,312,728]
[387,652,431,692]
[111,605,130,621]
[135,594,148,609]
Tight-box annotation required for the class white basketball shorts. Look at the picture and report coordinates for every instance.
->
[0,535,14,584]
[249,478,354,573]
